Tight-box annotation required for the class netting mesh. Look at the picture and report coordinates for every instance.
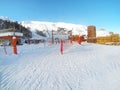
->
[0,46,13,55]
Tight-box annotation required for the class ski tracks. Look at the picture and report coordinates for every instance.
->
[1,43,120,90]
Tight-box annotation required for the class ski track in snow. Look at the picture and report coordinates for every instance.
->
[1,43,120,90]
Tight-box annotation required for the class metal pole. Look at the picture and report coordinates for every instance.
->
[52,30,54,44]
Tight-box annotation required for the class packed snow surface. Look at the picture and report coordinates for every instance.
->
[0,42,120,90]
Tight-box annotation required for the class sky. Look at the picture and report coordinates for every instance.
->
[0,0,120,33]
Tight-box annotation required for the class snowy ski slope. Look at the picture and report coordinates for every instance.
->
[0,43,120,90]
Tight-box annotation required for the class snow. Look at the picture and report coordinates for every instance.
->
[21,21,87,35]
[0,16,10,21]
[0,32,23,37]
[21,21,112,37]
[21,21,55,31]
[96,29,110,37]
[31,31,46,40]
[54,34,69,40]
[1,42,120,90]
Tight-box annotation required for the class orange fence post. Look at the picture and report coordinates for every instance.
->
[70,38,72,44]
[78,36,81,44]
[12,36,17,54]
[60,39,63,54]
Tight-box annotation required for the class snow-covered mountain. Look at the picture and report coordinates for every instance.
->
[21,21,111,37]
[21,21,87,35]
[0,16,10,21]
[96,29,111,37]
[0,16,111,37]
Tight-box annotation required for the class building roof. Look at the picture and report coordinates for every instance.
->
[0,32,23,37]
[0,28,23,38]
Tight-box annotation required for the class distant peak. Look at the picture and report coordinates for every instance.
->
[0,16,10,21]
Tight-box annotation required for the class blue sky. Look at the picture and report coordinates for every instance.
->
[0,0,120,33]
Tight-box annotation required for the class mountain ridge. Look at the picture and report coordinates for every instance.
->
[21,21,111,37]
[0,16,111,37]
[21,21,87,35]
